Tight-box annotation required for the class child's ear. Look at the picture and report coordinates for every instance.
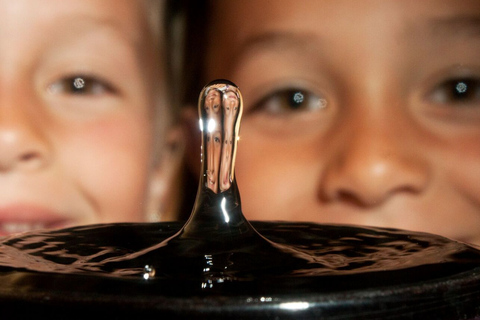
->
[180,106,202,177]
[145,124,186,222]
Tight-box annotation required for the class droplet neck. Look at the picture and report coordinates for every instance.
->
[182,178,253,240]
[180,80,252,240]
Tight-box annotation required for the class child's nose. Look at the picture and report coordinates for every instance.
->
[0,103,50,172]
[320,114,429,207]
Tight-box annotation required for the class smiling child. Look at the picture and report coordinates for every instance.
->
[180,0,480,246]
[0,0,180,236]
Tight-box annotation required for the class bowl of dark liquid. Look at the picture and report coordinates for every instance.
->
[0,80,479,319]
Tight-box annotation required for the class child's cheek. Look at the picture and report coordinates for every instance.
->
[443,135,480,204]
[58,116,153,221]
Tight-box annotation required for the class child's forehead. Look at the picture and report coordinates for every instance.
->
[205,0,480,61]
[209,0,480,29]
[0,3,166,88]
[12,0,160,46]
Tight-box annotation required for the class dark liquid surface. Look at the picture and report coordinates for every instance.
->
[0,221,479,293]
[0,222,480,319]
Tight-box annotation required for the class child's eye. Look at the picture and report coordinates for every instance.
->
[253,89,327,115]
[428,78,480,106]
[48,76,113,96]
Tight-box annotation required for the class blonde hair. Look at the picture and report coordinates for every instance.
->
[143,0,165,49]
[141,0,186,222]
[138,0,171,164]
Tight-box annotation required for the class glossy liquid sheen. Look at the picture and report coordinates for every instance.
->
[0,220,479,319]
[0,220,480,292]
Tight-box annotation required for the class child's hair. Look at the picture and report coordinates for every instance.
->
[163,0,210,219]
[167,0,209,109]
[144,0,180,165]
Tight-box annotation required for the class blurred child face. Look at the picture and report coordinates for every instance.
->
[200,0,480,245]
[0,0,165,235]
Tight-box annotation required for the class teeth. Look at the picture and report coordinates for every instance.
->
[1,222,46,234]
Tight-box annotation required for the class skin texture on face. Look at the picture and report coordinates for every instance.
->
[194,0,480,245]
[0,0,165,235]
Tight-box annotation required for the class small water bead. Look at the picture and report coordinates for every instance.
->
[143,265,155,280]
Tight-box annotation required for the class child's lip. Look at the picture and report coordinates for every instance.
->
[0,204,70,237]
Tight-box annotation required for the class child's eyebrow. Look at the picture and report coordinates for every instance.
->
[234,32,318,63]
[429,15,480,38]
[55,14,143,47]
[242,32,316,49]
